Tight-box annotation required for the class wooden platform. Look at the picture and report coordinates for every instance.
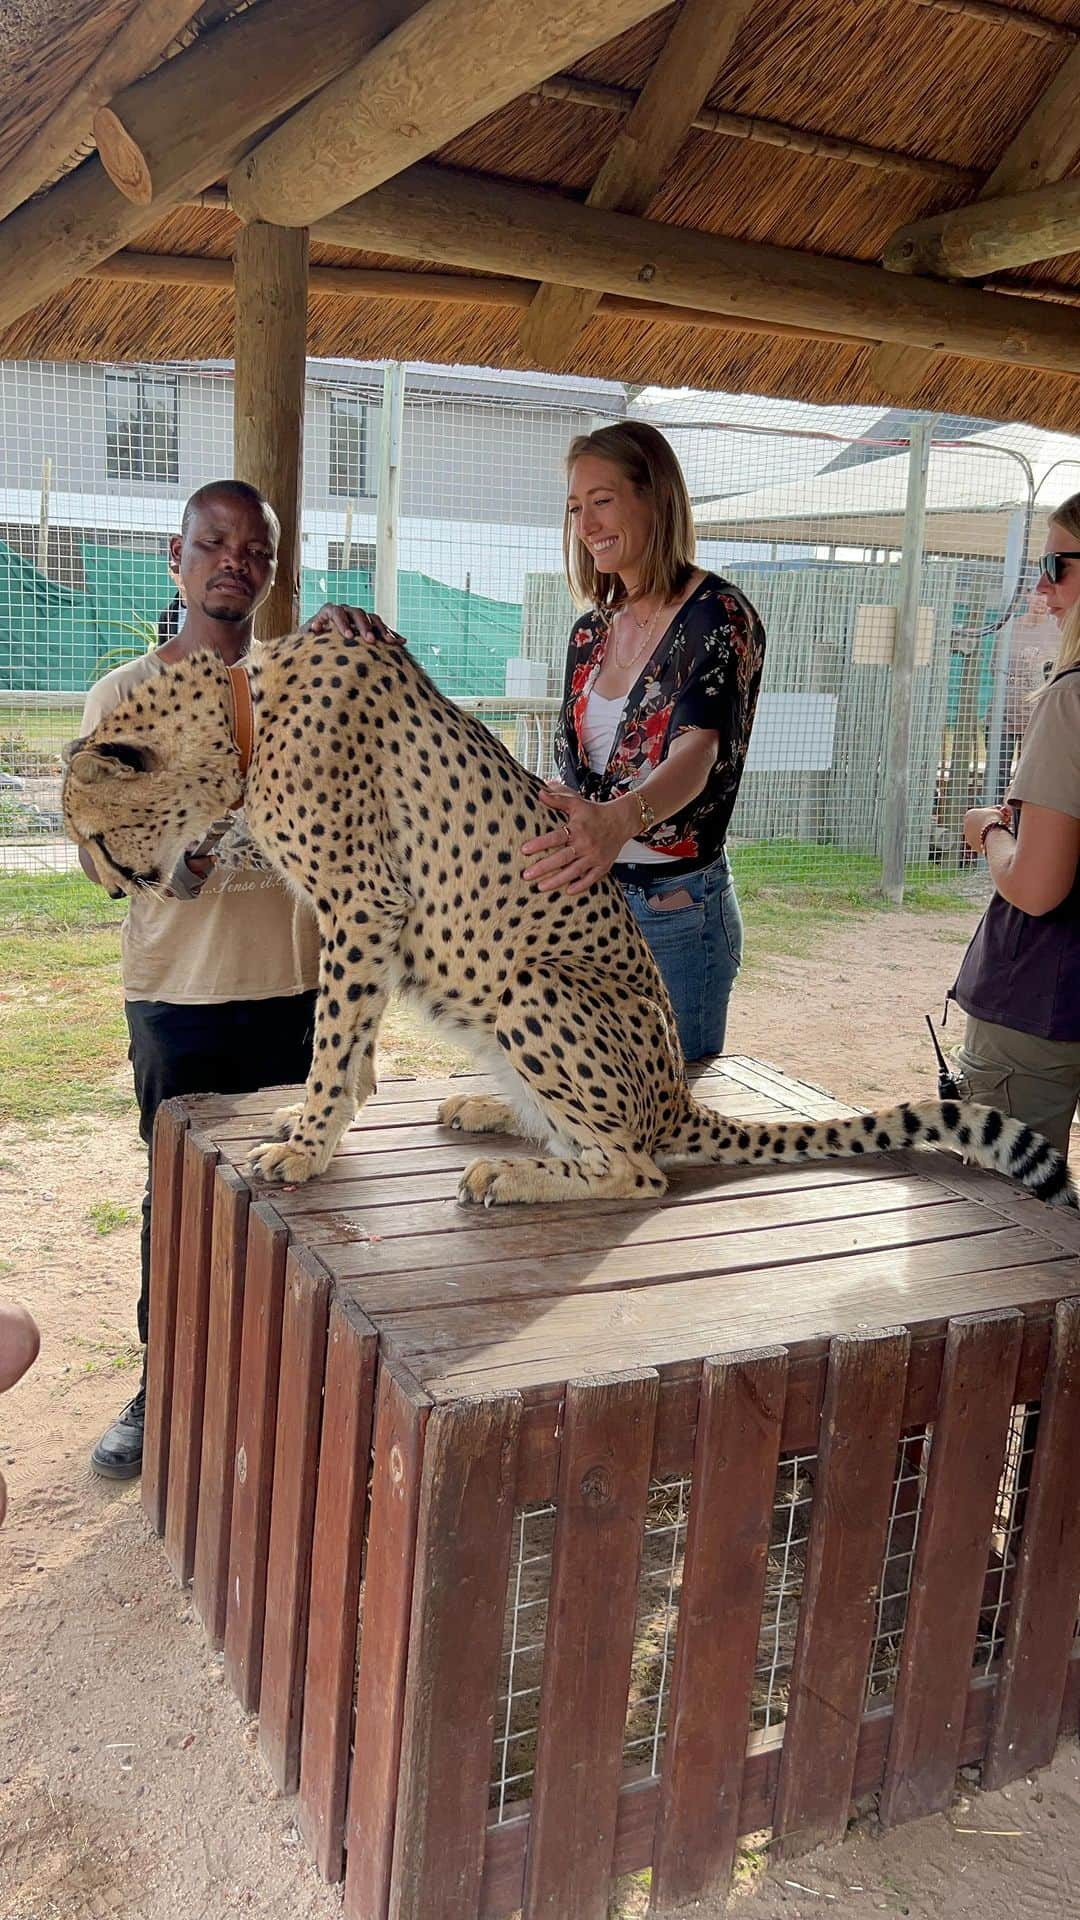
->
[143,1057,1080,1920]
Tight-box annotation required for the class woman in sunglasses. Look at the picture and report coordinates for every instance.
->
[948,492,1080,1159]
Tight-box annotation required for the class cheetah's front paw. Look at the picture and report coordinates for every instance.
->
[270,1100,305,1140]
[439,1094,514,1134]
[247,1136,321,1185]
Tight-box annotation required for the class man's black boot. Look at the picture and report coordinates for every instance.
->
[90,1382,146,1480]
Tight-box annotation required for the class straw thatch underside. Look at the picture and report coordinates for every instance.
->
[2,0,1080,425]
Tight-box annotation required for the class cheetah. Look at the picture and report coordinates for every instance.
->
[62,636,1077,1209]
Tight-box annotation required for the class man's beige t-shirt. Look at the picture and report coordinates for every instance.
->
[1009,670,1080,823]
[80,652,319,1005]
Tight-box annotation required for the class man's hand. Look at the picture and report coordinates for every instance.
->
[301,603,406,645]
[963,803,1012,854]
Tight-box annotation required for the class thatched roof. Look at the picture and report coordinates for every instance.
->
[3,0,1080,428]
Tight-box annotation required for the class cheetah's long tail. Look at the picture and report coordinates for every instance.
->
[663,1097,1078,1208]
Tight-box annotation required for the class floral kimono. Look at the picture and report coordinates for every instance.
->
[553,573,766,865]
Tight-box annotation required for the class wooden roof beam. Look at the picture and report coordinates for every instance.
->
[869,42,1080,399]
[0,0,204,225]
[226,0,669,230]
[88,247,866,343]
[885,174,1080,276]
[0,0,423,335]
[315,162,1080,377]
[94,0,422,207]
[517,0,758,369]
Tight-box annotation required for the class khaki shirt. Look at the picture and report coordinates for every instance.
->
[80,652,319,1005]
[1009,669,1080,823]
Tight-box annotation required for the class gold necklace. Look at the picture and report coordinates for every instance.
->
[612,599,664,673]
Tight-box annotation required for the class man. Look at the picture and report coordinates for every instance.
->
[80,480,321,1479]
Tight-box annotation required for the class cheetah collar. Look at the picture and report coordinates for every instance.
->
[225,662,254,777]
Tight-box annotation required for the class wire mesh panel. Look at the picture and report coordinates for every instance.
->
[865,1428,932,1706]
[973,1402,1040,1677]
[622,1474,690,1779]
[490,1501,555,1823]
[6,355,1080,897]
[751,1450,818,1737]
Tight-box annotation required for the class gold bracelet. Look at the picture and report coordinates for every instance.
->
[635,790,657,834]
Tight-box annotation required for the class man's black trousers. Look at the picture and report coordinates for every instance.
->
[125,991,317,1345]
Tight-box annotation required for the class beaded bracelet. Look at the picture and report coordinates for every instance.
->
[980,819,1013,852]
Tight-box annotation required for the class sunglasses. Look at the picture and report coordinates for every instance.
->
[1039,551,1080,584]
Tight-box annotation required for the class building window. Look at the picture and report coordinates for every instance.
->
[105,371,179,484]
[328,393,368,498]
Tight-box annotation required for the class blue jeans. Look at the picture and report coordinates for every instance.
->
[618,851,743,1061]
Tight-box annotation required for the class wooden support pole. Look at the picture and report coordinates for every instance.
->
[228,0,666,230]
[315,164,1080,376]
[36,458,51,575]
[0,0,204,225]
[880,417,934,905]
[233,222,309,642]
[885,174,1080,278]
[519,0,757,367]
[375,362,405,629]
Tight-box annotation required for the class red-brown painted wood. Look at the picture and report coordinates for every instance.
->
[298,1297,378,1881]
[223,1201,289,1712]
[651,1346,787,1907]
[141,1101,189,1536]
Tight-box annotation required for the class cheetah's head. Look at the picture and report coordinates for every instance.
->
[62,650,245,898]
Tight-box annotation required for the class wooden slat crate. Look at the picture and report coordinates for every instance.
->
[144,1058,1080,1920]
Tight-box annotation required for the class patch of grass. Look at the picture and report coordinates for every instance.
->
[1,876,131,1124]
[0,872,126,932]
[0,702,81,748]
[87,1199,138,1235]
[733,838,969,972]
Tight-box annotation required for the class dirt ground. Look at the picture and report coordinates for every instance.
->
[3,903,1080,1920]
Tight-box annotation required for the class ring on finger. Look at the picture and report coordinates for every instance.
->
[561,824,572,845]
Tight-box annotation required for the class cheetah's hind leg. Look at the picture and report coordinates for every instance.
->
[458,1141,667,1208]
[438,1093,517,1135]
[455,965,670,1206]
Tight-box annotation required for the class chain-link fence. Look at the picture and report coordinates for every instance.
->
[2,356,1078,896]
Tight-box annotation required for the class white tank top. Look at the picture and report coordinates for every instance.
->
[580,688,675,864]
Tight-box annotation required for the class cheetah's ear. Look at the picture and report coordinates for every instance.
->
[65,739,159,784]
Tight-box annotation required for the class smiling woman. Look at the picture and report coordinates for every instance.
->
[521,421,766,1061]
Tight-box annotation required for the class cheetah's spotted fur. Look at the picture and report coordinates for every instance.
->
[62,638,1077,1209]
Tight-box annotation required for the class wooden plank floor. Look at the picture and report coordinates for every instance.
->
[184,1058,1080,1402]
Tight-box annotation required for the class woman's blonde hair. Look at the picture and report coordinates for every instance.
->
[1044,491,1080,685]
[563,421,696,611]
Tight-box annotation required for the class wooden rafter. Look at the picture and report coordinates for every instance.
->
[88,248,866,344]
[517,0,758,369]
[0,0,204,225]
[226,0,667,230]
[909,0,1075,40]
[314,162,1080,375]
[869,42,1080,400]
[0,0,422,335]
[537,76,978,188]
[885,174,1080,277]
[94,0,421,207]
